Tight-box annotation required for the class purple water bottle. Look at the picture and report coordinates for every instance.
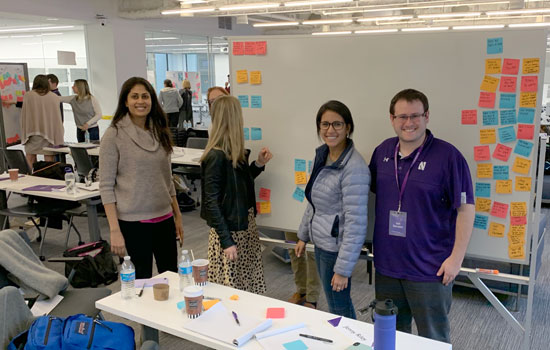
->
[373,299,398,350]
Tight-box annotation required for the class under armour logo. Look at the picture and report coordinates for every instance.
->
[418,161,427,170]
[383,157,389,162]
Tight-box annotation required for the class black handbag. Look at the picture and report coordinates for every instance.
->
[62,240,118,288]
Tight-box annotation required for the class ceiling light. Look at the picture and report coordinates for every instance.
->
[488,8,550,16]
[0,25,74,33]
[508,22,550,27]
[303,18,353,25]
[253,21,300,27]
[418,12,481,19]
[46,18,59,21]
[453,24,505,30]
[37,33,63,36]
[219,3,279,11]
[284,0,351,7]
[312,31,352,35]
[401,26,449,32]
[178,0,206,3]
[357,15,413,22]
[11,35,35,38]
[379,20,425,25]
[21,42,41,45]
[355,29,399,34]
[324,1,509,16]
[433,14,540,22]
[145,37,179,40]
[162,7,215,14]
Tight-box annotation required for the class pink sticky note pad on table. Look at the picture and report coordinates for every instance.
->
[266,307,285,319]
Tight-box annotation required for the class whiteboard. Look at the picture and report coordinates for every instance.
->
[0,62,29,146]
[230,29,546,264]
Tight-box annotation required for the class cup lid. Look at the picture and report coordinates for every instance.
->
[183,285,203,297]
[192,259,209,266]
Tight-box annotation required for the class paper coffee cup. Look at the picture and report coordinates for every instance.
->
[153,283,170,301]
[183,285,203,319]
[8,169,18,181]
[192,259,209,286]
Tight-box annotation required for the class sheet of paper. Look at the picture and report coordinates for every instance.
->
[493,143,512,162]
[292,187,305,202]
[491,201,509,219]
[474,145,491,161]
[257,324,334,350]
[499,109,516,125]
[493,165,509,180]
[499,76,517,92]
[482,110,498,126]
[514,140,534,158]
[295,171,307,185]
[485,58,502,74]
[475,182,491,197]
[522,58,540,74]
[251,95,262,108]
[31,295,64,316]
[499,93,516,109]
[495,180,512,194]
[461,109,477,124]
[520,76,538,92]
[76,182,99,191]
[250,71,262,85]
[238,95,249,108]
[512,157,531,175]
[327,316,372,345]
[266,307,285,319]
[517,124,534,140]
[488,222,505,237]
[477,163,493,178]
[233,42,244,55]
[478,92,496,108]
[283,340,308,350]
[135,277,169,288]
[259,187,271,201]
[517,108,535,124]
[480,75,499,92]
[236,70,248,83]
[255,41,267,55]
[475,198,492,212]
[251,127,262,140]
[498,126,516,143]
[487,37,503,54]
[480,129,496,144]
[519,92,537,108]
[474,214,489,230]
[502,58,520,75]
[515,176,532,192]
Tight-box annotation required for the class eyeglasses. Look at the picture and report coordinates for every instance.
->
[392,112,427,123]
[320,121,345,130]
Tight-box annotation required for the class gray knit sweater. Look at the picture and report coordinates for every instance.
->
[99,115,176,221]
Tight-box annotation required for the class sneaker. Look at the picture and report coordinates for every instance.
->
[303,302,317,309]
[288,293,306,305]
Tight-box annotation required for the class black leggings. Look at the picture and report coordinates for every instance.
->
[119,218,178,279]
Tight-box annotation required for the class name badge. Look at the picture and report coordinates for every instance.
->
[389,210,407,237]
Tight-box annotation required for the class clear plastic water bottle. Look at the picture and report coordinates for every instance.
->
[120,256,136,300]
[183,120,189,129]
[64,167,76,195]
[179,249,193,291]
[84,130,90,143]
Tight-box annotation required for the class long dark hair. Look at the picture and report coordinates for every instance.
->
[112,77,173,153]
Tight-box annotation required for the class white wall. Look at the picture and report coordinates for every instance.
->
[214,54,229,88]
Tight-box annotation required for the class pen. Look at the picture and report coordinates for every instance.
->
[204,296,222,300]
[476,268,499,274]
[232,311,240,326]
[299,333,333,343]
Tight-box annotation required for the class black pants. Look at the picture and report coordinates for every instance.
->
[76,126,100,143]
[167,112,180,128]
[119,217,178,279]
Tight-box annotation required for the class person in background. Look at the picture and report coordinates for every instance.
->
[99,77,183,279]
[20,74,64,168]
[46,74,64,121]
[159,79,183,128]
[179,79,193,128]
[59,79,102,142]
[206,86,229,109]
[295,100,369,319]
[224,74,230,94]
[369,89,475,342]
[200,95,272,294]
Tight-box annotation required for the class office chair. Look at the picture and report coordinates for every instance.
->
[172,137,208,207]
[4,149,32,174]
[69,146,94,182]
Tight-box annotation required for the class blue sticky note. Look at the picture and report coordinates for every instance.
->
[244,127,249,140]
[498,126,516,143]
[474,214,489,230]
[482,110,498,126]
[493,165,509,180]
[499,94,516,109]
[475,182,491,198]
[176,300,186,310]
[283,340,308,350]
[499,110,516,125]
[295,159,306,172]
[308,160,313,173]
[518,108,535,124]
[293,187,305,202]
[251,95,262,108]
[251,127,262,140]
[514,140,534,157]
[487,37,503,54]
[238,95,249,108]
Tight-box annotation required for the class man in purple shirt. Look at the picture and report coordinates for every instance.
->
[47,74,64,122]
[369,89,475,343]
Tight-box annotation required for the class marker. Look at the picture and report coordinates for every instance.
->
[299,333,333,343]
[232,311,240,326]
[476,268,499,274]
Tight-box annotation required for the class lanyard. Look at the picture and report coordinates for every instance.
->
[394,141,425,212]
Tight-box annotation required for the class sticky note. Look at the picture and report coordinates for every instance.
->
[295,171,307,185]
[510,202,527,217]
[519,92,536,108]
[476,198,492,212]
[283,340,308,350]
[499,76,517,92]
[308,160,313,173]
[292,187,305,202]
[250,71,262,85]
[512,157,531,175]
[508,231,525,246]
[478,92,496,108]
[502,58,520,75]
[485,58,502,74]
[509,224,526,237]
[495,180,512,194]
[232,42,244,55]
[493,165,509,180]
[251,127,262,140]
[511,216,527,226]
[499,109,516,125]
[259,187,271,201]
[251,95,262,108]
[521,76,538,92]
[176,300,186,309]
[493,144,512,162]
[491,201,509,219]
[474,214,489,230]
[514,140,534,158]
[499,93,516,109]
[230,294,239,300]
[475,182,491,197]
[295,159,306,172]
[244,127,250,140]
[245,41,256,55]
[480,129,496,144]
[255,41,267,55]
[238,95,249,108]
[203,299,220,310]
[474,145,491,161]
[517,124,534,140]
[236,70,248,83]
[477,163,493,178]
[522,58,540,74]
[515,176,532,192]
[488,222,505,237]
[266,307,285,319]
[509,244,525,259]
[498,126,516,143]
[256,202,261,213]
[487,37,503,54]
[517,108,535,124]
[480,75,499,92]
[461,110,477,124]
[482,110,498,126]
[259,201,271,214]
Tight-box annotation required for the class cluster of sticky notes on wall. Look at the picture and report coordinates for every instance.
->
[292,158,313,203]
[232,41,267,56]
[243,127,262,141]
[467,37,539,260]
[256,187,272,215]
[238,95,262,109]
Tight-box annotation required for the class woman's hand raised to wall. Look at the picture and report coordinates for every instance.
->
[110,228,126,257]
[256,147,273,167]
[224,245,238,261]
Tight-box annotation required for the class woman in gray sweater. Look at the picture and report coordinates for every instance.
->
[99,77,183,279]
[60,79,102,142]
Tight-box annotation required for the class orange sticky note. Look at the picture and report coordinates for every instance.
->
[255,41,267,55]
[236,70,248,83]
[295,171,307,185]
[521,76,538,92]
[480,129,496,144]
[461,110,477,125]
[510,202,527,217]
[485,58,502,74]
[266,307,285,319]
[232,42,244,55]
[488,222,505,237]
[511,216,527,226]
[499,76,517,92]
[517,124,534,140]
[474,145,491,161]
[492,143,512,162]
[203,299,220,310]
[509,224,526,237]
[512,157,531,175]
[480,75,499,92]
[515,176,532,192]
[229,294,239,300]
[476,198,492,212]
[256,202,261,213]
[245,41,256,55]
[496,180,512,194]
[477,163,493,178]
[508,230,525,245]
[259,187,271,201]
[478,92,496,108]
[509,243,525,259]
[250,71,262,85]
[522,58,540,74]
[519,92,537,108]
[502,58,520,75]
[491,201,509,219]
[259,201,271,214]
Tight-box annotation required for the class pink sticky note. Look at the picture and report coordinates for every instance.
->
[493,144,512,162]
[499,76,517,92]
[502,59,520,75]
[521,76,538,92]
[491,202,509,219]
[266,307,285,319]
[259,187,271,201]
[478,92,496,108]
[255,41,267,55]
[245,42,256,55]
[256,202,261,213]
[511,216,527,225]
[474,145,491,161]
[517,124,535,140]
[461,110,477,125]
[232,42,244,55]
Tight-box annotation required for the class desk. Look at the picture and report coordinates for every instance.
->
[96,271,451,350]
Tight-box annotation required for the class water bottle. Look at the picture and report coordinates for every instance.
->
[84,130,90,143]
[183,120,189,129]
[120,256,136,300]
[64,167,76,195]
[373,299,398,350]
[179,249,193,291]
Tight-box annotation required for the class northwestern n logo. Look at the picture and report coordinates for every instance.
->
[418,161,426,171]
[383,157,389,162]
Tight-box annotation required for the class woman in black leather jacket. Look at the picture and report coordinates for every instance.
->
[200,95,272,294]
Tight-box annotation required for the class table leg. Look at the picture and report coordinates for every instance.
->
[85,197,102,242]
[141,325,159,344]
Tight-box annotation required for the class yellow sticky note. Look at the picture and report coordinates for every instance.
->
[512,157,531,175]
[508,233,525,245]
[495,180,512,194]
[508,226,526,245]
[229,294,239,300]
[522,58,540,74]
[479,129,496,144]
[475,198,492,212]
[510,202,527,217]
[488,222,505,237]
[236,70,248,83]
[519,92,537,108]
[203,299,220,310]
[259,201,271,214]
[509,243,525,259]
[515,176,532,192]
[250,71,262,85]
[480,75,499,93]
[295,171,307,185]
[485,58,502,74]
[477,163,493,179]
